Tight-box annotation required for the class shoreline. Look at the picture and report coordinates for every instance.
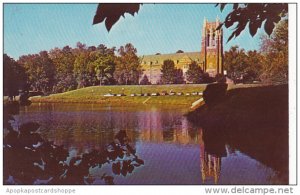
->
[23,83,266,105]
[29,96,202,106]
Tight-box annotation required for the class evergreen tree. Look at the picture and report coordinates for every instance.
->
[140,74,151,85]
[186,61,204,84]
[174,69,184,84]
[161,59,176,84]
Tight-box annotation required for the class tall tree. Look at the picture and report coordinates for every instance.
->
[174,69,184,84]
[260,19,288,83]
[223,46,248,81]
[186,61,204,84]
[160,59,176,84]
[49,46,77,93]
[37,51,56,93]
[88,45,116,85]
[224,46,264,83]
[4,54,28,99]
[114,43,141,85]
[73,44,95,88]
[244,50,263,82]
[76,42,87,51]
[18,51,56,94]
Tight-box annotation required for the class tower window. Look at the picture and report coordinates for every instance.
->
[207,34,210,47]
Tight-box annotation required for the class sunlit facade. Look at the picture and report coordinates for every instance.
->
[140,17,224,84]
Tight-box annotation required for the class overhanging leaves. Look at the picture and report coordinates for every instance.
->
[93,3,142,32]
[216,3,288,42]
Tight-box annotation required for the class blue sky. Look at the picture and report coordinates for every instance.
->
[4,3,265,60]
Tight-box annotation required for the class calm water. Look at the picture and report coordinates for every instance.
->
[11,103,287,184]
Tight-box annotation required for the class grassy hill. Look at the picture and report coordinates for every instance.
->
[29,83,267,105]
[30,84,207,105]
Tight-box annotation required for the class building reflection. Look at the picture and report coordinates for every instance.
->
[137,111,199,145]
[137,107,164,143]
[199,128,226,184]
[17,106,201,154]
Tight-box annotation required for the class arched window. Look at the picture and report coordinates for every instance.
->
[207,33,210,47]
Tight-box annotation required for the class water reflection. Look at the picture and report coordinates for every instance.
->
[16,104,200,148]
[198,124,288,184]
[8,103,289,184]
[199,128,222,184]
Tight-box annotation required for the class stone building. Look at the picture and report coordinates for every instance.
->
[140,17,223,84]
[200,17,224,77]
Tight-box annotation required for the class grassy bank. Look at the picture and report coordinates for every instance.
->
[30,84,207,105]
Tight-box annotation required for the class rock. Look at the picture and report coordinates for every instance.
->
[203,83,228,107]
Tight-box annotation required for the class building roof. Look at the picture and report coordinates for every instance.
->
[140,51,202,66]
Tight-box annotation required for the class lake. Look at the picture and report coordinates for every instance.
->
[9,103,288,185]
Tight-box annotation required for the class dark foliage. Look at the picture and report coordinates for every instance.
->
[176,50,184,53]
[93,3,142,31]
[215,73,226,83]
[3,54,28,99]
[174,69,184,84]
[93,3,287,44]
[216,3,288,42]
[140,74,151,85]
[3,103,144,185]
[202,73,215,84]
[185,61,204,84]
[160,59,176,84]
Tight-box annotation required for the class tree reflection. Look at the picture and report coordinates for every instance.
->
[4,103,144,185]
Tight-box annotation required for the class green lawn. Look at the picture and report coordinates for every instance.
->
[30,84,206,105]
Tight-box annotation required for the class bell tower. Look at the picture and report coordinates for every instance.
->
[200,17,223,77]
